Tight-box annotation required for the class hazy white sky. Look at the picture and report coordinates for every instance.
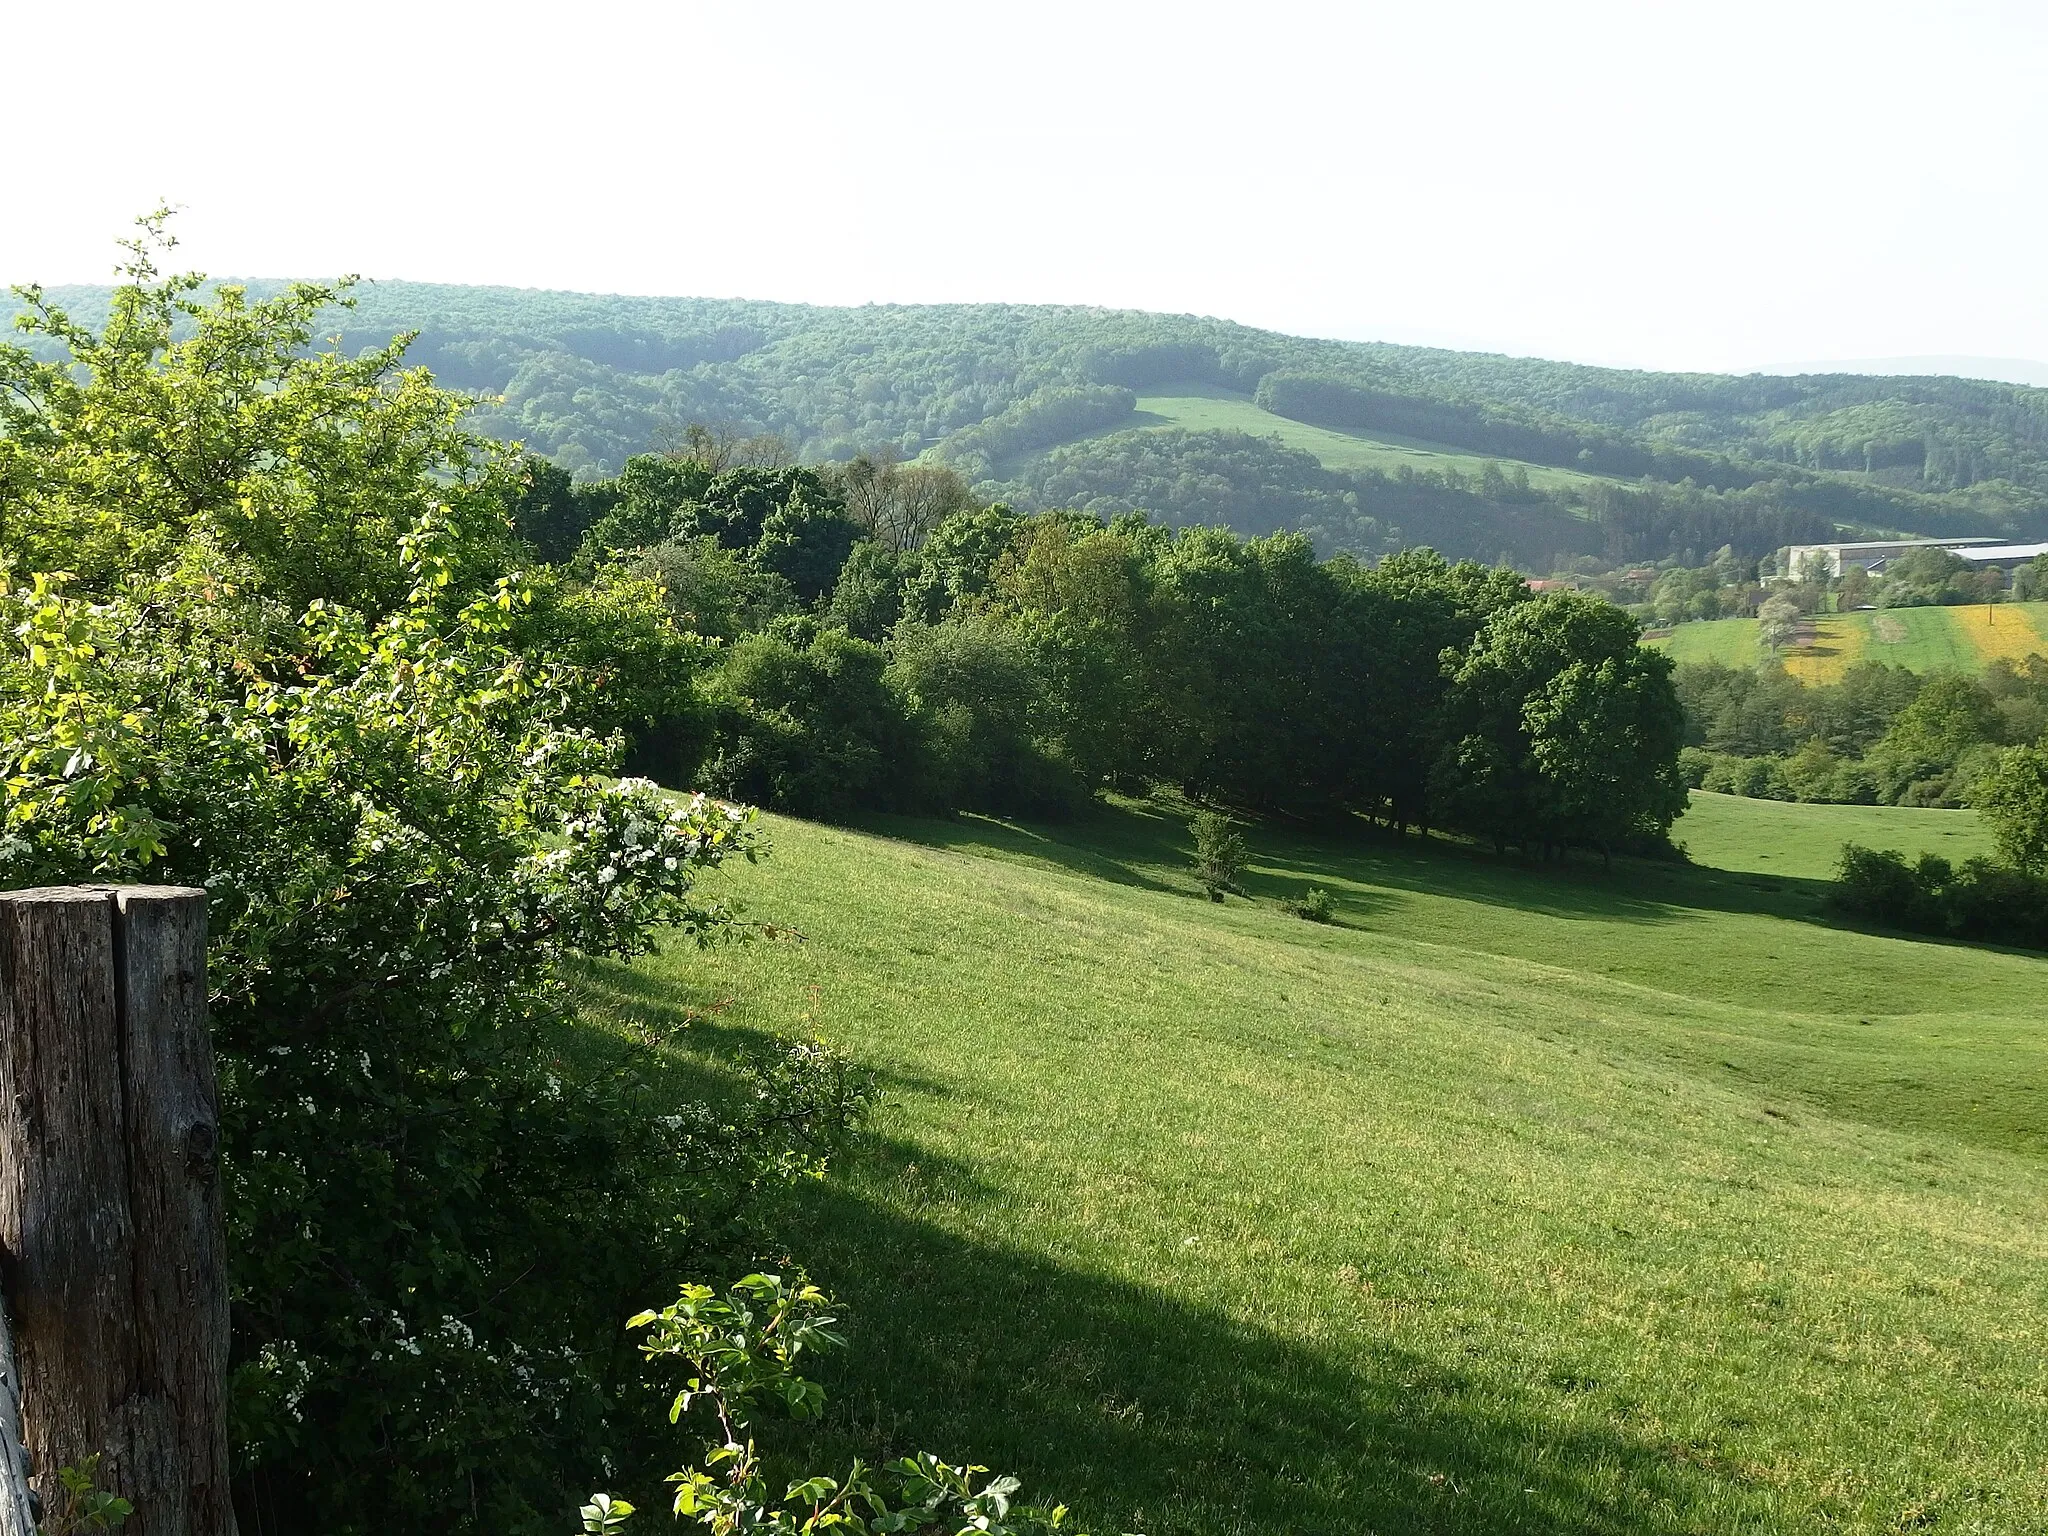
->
[6,0,2045,373]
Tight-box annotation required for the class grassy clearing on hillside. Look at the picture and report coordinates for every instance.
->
[1861,606,1988,671]
[580,795,2048,1536]
[1676,789,1993,878]
[1649,602,2048,676]
[1018,380,1604,494]
[1646,617,1759,669]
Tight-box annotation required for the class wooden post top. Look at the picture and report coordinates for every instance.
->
[0,887,207,903]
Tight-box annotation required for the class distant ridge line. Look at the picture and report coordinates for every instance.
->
[26,280,2048,389]
[1758,356,2048,389]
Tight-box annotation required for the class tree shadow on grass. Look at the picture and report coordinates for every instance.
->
[857,799,1841,933]
[763,1180,1780,1536]
[1251,834,1840,930]
[854,805,1190,898]
[566,957,959,1104]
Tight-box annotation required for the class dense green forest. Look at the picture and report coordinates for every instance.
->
[26,280,2048,567]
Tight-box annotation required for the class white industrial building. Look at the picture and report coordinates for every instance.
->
[1778,537,2007,578]
[1951,541,2048,565]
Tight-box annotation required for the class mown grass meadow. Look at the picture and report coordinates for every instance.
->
[577,793,2048,1536]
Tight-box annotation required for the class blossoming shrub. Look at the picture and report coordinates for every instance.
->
[0,228,867,1531]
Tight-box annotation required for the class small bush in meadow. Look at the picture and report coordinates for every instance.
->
[1285,887,1335,923]
[1190,810,1247,900]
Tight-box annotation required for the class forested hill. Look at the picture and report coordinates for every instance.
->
[26,279,2048,567]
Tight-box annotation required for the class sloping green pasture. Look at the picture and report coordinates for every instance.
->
[582,794,2048,1536]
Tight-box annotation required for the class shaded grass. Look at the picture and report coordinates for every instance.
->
[590,795,2048,1535]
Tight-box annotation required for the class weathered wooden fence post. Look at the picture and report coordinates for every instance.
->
[0,886,234,1536]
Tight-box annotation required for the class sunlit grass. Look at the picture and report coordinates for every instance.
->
[1860,606,1977,670]
[1645,615,1757,668]
[1675,789,1993,879]
[588,794,2048,1535]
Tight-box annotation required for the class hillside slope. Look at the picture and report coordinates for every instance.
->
[23,281,2048,563]
[582,794,2048,1535]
